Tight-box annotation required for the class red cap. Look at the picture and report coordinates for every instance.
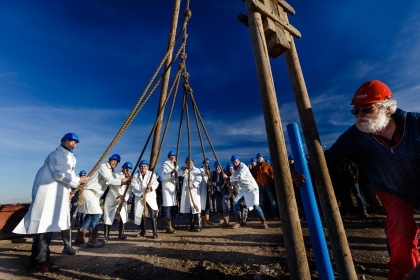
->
[351,80,393,105]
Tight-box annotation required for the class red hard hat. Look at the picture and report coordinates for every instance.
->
[350,80,393,105]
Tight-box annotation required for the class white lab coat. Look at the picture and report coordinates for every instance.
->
[199,167,210,210]
[130,170,159,225]
[103,171,131,224]
[78,163,121,214]
[179,166,203,214]
[161,160,178,206]
[230,162,259,209]
[13,146,80,234]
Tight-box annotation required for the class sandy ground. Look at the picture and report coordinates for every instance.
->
[0,207,398,280]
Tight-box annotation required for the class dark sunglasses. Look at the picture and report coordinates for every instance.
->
[350,106,376,115]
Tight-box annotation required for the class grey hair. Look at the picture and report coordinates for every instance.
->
[379,99,397,115]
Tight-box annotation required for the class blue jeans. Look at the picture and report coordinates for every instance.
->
[222,194,231,214]
[259,185,277,216]
[351,182,367,213]
[233,196,264,218]
[80,214,101,231]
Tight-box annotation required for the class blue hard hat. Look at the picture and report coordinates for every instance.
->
[61,133,79,143]
[139,159,149,166]
[122,162,133,169]
[185,157,194,163]
[109,154,121,163]
[226,163,233,169]
[288,155,294,160]
[167,151,176,157]
[214,161,220,167]
[256,153,263,158]
[250,158,257,163]
[203,158,210,164]
[79,170,86,176]
[231,155,239,162]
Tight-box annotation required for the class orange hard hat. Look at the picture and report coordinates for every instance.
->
[350,80,393,105]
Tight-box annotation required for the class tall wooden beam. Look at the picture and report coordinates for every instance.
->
[244,0,311,279]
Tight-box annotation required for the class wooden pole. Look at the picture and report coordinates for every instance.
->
[244,1,311,279]
[284,37,358,280]
[149,0,181,170]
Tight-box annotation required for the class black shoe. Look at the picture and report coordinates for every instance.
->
[62,247,79,255]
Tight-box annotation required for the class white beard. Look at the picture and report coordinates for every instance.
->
[355,109,390,134]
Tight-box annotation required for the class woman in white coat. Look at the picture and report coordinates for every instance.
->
[179,157,203,232]
[130,159,159,238]
[160,151,178,234]
[13,133,90,272]
[103,161,133,241]
[77,154,130,248]
[225,155,268,229]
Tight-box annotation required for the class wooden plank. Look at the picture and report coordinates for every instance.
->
[276,0,295,15]
[251,0,301,38]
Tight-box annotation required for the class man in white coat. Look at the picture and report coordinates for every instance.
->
[179,157,203,232]
[76,154,131,248]
[160,151,178,234]
[200,158,213,227]
[103,161,133,242]
[130,159,159,238]
[224,155,268,229]
[13,133,90,272]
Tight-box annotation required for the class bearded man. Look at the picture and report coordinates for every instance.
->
[295,80,420,280]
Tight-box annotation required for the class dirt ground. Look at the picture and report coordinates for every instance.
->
[0,204,403,280]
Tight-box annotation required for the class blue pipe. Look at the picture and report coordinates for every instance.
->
[286,122,335,280]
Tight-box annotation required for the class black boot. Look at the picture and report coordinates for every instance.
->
[241,208,249,225]
[61,229,78,255]
[137,217,146,237]
[188,213,195,231]
[103,224,111,242]
[195,213,202,232]
[151,217,158,239]
[118,220,127,240]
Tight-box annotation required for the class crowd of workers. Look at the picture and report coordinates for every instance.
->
[12,80,420,280]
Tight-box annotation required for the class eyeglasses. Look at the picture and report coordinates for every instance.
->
[350,106,377,115]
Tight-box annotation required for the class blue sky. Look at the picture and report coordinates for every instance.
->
[1,1,420,204]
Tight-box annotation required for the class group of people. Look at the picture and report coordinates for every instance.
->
[12,79,420,279]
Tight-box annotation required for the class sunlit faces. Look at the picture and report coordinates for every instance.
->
[216,165,222,173]
[257,156,264,163]
[122,167,130,176]
[62,139,77,151]
[109,159,119,169]
[169,156,176,163]
[233,159,240,168]
[354,105,390,134]
[185,160,194,169]
[140,164,148,175]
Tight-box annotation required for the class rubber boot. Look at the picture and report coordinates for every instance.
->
[151,217,158,239]
[103,224,110,242]
[74,228,89,245]
[232,214,242,229]
[202,214,210,228]
[241,208,249,225]
[195,213,202,232]
[260,216,268,229]
[188,214,195,231]
[61,229,78,255]
[205,214,214,225]
[137,217,146,237]
[118,220,127,239]
[165,219,176,234]
[87,229,103,248]
[220,214,230,228]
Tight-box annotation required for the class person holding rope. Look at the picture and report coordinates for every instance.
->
[103,161,133,242]
[179,157,203,232]
[130,159,159,239]
[218,162,233,227]
[13,133,90,272]
[293,80,420,280]
[200,158,213,227]
[160,151,179,234]
[224,155,268,229]
[76,154,130,248]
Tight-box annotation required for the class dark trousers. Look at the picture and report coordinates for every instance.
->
[30,232,54,265]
